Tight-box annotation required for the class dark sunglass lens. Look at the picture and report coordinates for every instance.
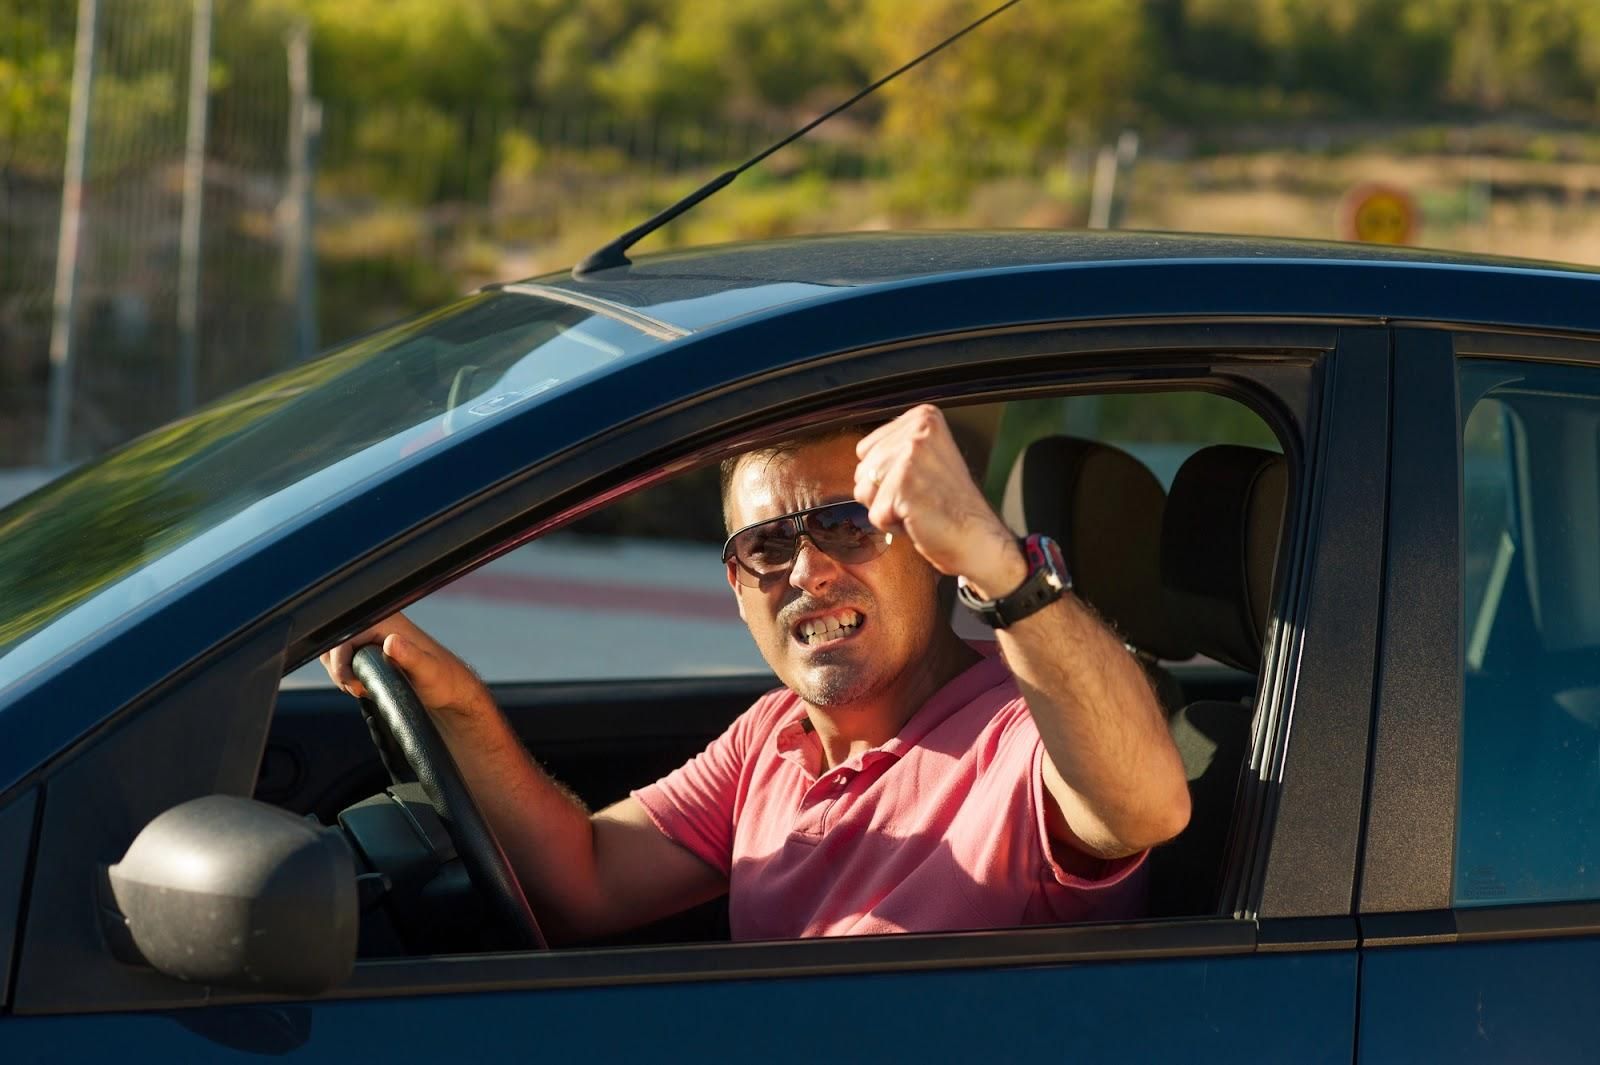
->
[734,522,798,573]
[806,503,884,561]
[809,501,871,530]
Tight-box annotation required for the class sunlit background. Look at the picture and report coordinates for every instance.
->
[7,0,1600,474]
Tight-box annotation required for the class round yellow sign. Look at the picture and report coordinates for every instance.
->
[1341,183,1418,245]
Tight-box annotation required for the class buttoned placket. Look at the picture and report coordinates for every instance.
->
[793,748,904,839]
[790,765,847,840]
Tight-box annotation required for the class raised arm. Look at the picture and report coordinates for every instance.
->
[853,406,1190,860]
[322,615,725,943]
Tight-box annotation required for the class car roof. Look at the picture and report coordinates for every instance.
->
[521,229,1600,332]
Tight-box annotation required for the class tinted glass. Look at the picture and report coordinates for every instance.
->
[808,504,880,550]
[1455,359,1600,906]
[744,526,800,567]
[0,293,661,667]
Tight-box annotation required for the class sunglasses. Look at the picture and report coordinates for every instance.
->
[722,500,893,587]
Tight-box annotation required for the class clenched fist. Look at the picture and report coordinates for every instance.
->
[853,405,1027,599]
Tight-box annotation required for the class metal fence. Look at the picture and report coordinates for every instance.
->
[0,0,1069,470]
[3,0,299,468]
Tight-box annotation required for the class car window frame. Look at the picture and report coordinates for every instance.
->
[1359,325,1600,948]
[14,317,1379,1013]
[322,323,1365,1001]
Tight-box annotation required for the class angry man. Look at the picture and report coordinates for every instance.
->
[323,405,1190,941]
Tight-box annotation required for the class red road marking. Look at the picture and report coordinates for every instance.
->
[441,570,738,623]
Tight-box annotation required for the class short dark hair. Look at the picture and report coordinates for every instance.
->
[718,421,884,531]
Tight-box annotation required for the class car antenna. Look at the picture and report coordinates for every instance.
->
[571,0,1026,278]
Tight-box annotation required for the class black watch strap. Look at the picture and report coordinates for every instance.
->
[958,534,1071,629]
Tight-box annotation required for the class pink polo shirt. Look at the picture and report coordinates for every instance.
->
[632,646,1147,939]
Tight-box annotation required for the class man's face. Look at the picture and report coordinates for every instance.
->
[724,435,944,709]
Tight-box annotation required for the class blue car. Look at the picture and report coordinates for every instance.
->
[2,230,1598,1062]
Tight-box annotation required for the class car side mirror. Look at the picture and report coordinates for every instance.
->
[104,795,357,995]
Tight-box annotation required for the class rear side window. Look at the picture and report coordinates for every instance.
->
[1455,359,1600,906]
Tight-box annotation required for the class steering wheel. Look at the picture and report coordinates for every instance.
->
[351,645,547,950]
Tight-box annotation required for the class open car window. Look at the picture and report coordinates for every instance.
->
[282,465,766,687]
[275,379,1285,937]
[285,390,1283,690]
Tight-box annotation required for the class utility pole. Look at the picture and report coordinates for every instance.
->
[45,0,99,468]
[176,0,214,414]
[1088,129,1140,231]
[282,21,320,362]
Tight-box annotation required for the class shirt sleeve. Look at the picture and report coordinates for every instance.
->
[630,692,779,878]
[992,698,1150,921]
[1029,742,1148,899]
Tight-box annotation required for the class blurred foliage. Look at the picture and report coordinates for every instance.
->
[11,0,1600,468]
[867,0,1148,152]
[275,0,1600,173]
[13,0,1600,187]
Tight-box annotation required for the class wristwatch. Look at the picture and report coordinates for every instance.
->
[957,533,1072,629]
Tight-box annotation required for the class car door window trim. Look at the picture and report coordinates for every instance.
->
[1357,327,1463,914]
[1361,901,1600,948]
[1254,328,1391,920]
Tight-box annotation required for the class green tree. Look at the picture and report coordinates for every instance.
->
[864,0,1149,149]
[593,0,863,121]
[0,2,74,171]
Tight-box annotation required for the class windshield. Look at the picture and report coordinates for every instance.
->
[0,292,663,664]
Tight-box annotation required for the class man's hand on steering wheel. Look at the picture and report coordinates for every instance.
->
[321,612,492,724]
[323,615,547,950]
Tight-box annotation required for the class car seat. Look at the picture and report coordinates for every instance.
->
[1151,444,1287,916]
[1001,435,1195,714]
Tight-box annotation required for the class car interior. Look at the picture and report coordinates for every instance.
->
[260,386,1290,954]
[1456,362,1600,906]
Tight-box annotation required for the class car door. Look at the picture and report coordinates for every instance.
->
[1356,328,1600,1062]
[0,318,1384,1062]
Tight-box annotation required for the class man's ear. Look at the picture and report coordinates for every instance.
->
[725,562,748,622]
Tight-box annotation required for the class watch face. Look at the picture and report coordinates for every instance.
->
[962,535,1072,628]
[1026,534,1066,578]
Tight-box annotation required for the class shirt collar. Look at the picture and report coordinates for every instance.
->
[772,641,1010,773]
[775,709,824,776]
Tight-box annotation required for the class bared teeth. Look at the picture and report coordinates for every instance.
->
[797,609,862,643]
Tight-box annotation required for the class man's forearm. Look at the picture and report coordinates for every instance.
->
[429,690,609,941]
[996,593,1191,857]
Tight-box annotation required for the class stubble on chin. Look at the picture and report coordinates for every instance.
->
[794,663,876,708]
[785,641,898,709]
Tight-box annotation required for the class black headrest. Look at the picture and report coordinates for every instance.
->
[1161,445,1287,673]
[1003,436,1193,661]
